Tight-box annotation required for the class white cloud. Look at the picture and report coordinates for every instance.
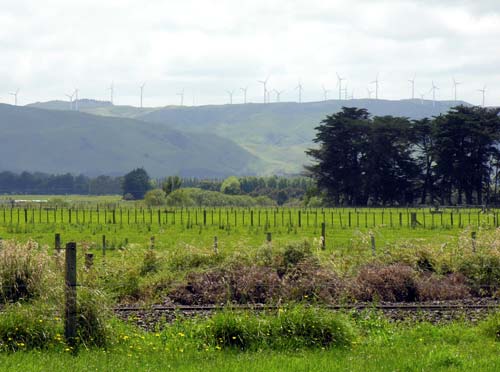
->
[0,0,498,106]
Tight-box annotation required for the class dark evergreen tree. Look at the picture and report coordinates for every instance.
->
[122,168,151,199]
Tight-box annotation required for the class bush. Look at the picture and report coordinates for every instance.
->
[140,249,160,276]
[200,306,355,350]
[165,188,276,207]
[76,288,111,348]
[481,312,500,342]
[350,263,418,302]
[220,176,241,195]
[0,240,51,303]
[0,302,61,351]
[416,273,470,301]
[143,189,166,207]
[457,254,500,296]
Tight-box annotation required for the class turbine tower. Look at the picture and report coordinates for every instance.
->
[65,92,74,110]
[478,85,486,107]
[431,81,439,107]
[140,83,146,108]
[367,88,373,99]
[9,89,19,106]
[452,78,461,102]
[257,76,269,103]
[336,73,345,100]
[73,89,79,111]
[226,90,234,104]
[419,91,426,105]
[273,89,285,102]
[322,85,330,101]
[370,74,379,99]
[408,75,416,100]
[108,82,115,104]
[240,86,248,104]
[177,89,185,106]
[295,81,303,103]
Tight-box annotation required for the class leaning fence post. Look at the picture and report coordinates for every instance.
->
[370,233,376,256]
[64,242,77,349]
[471,231,477,253]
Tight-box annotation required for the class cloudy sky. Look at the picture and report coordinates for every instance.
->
[1,0,499,107]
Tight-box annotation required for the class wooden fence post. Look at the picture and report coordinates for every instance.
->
[55,233,61,254]
[321,222,326,250]
[213,236,218,255]
[102,235,106,257]
[64,242,77,348]
[150,236,155,249]
[85,253,94,270]
[471,231,477,253]
[266,232,272,244]
[370,234,376,256]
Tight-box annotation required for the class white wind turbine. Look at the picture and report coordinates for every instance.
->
[336,73,345,100]
[108,82,115,104]
[453,78,461,102]
[419,91,426,105]
[431,81,439,107]
[367,88,374,99]
[295,81,303,103]
[65,92,74,110]
[240,86,248,104]
[140,83,146,108]
[73,89,79,110]
[226,90,234,104]
[408,75,416,100]
[478,85,486,107]
[177,89,185,106]
[370,74,380,99]
[322,85,330,101]
[273,89,285,102]
[9,89,19,106]
[257,76,269,103]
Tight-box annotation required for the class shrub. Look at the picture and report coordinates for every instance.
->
[350,263,418,302]
[140,249,160,276]
[143,189,166,207]
[282,241,313,269]
[457,254,500,296]
[0,240,51,303]
[0,302,61,351]
[76,288,111,348]
[168,270,229,305]
[416,273,470,301]
[481,312,500,342]
[227,265,282,304]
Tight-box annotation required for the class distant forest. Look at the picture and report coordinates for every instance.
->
[0,171,313,203]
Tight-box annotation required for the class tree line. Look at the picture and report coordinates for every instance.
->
[306,105,500,206]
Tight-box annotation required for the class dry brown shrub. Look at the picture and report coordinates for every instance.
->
[168,270,229,305]
[349,263,418,302]
[282,259,345,303]
[227,265,282,304]
[416,273,470,301]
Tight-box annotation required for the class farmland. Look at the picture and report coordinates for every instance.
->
[1,198,499,371]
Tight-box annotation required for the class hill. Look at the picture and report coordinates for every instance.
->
[0,104,262,177]
[135,99,470,173]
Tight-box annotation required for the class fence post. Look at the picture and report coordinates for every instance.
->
[321,222,326,250]
[266,232,272,244]
[64,242,77,348]
[55,233,61,254]
[102,235,106,257]
[213,236,218,255]
[370,233,376,256]
[85,253,94,270]
[471,231,477,253]
[150,236,155,250]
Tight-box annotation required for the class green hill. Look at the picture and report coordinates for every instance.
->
[0,104,262,177]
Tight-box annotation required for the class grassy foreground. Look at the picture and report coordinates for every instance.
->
[0,317,499,372]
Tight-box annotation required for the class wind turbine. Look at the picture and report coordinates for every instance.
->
[452,78,461,102]
[478,85,486,107]
[336,73,345,100]
[257,76,269,103]
[108,82,115,104]
[370,74,379,99]
[273,89,285,102]
[226,90,234,104]
[322,85,330,101]
[65,92,74,110]
[343,85,348,100]
[9,89,19,106]
[431,81,439,107]
[140,82,146,108]
[367,88,374,99]
[177,89,185,106]
[295,81,303,103]
[240,86,248,104]
[419,91,426,105]
[73,89,79,110]
[408,75,416,100]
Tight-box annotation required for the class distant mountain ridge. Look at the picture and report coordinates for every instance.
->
[26,98,472,175]
[0,104,262,177]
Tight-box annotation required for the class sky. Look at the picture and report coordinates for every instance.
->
[0,0,499,107]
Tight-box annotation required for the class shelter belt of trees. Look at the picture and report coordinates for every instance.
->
[306,105,500,206]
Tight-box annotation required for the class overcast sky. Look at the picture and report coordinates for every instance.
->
[1,0,499,107]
